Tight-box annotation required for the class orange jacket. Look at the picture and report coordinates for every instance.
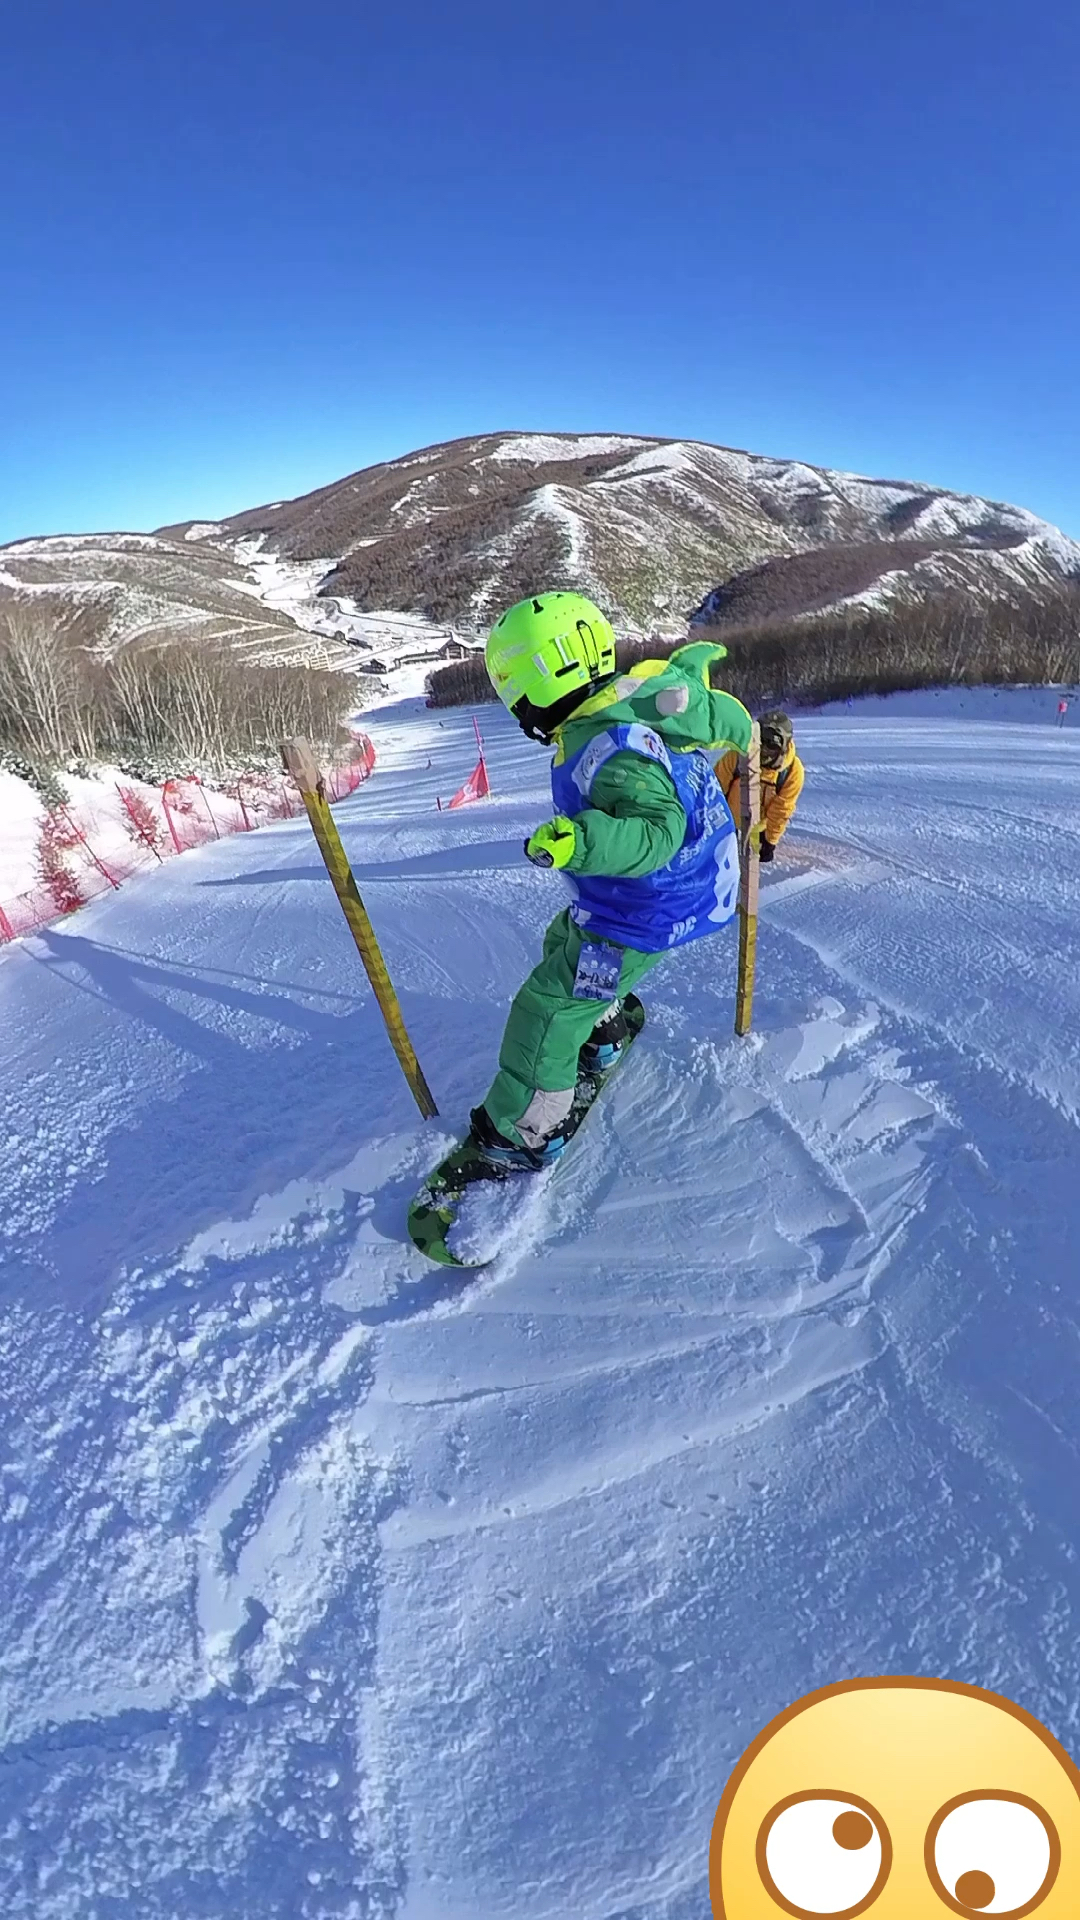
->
[714,741,805,846]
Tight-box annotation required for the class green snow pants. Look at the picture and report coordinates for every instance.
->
[481,908,664,1148]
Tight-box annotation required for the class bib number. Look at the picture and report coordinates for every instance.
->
[572,939,624,1001]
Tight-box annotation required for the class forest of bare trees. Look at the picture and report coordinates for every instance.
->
[424,583,1080,714]
[0,602,359,791]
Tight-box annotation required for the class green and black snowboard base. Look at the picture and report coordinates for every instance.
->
[407,995,646,1269]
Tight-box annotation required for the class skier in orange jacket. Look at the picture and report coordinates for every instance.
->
[714,710,805,861]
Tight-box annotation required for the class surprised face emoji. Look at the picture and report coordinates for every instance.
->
[710,1679,1080,1917]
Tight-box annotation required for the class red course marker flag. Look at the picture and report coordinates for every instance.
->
[447,756,491,809]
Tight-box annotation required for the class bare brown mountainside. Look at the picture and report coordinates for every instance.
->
[689,533,1033,627]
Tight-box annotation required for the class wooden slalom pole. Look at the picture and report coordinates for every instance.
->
[734,721,761,1036]
[281,737,439,1118]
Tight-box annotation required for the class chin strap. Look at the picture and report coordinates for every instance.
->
[512,676,618,744]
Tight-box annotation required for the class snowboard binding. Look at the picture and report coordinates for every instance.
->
[467,1104,570,1173]
[408,995,647,1269]
[578,1000,630,1077]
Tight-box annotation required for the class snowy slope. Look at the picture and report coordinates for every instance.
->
[3,695,1080,1917]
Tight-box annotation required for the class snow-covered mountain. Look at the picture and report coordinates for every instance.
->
[4,687,1080,1915]
[162,430,1080,630]
[4,433,1079,697]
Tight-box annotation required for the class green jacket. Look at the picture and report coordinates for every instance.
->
[552,643,752,880]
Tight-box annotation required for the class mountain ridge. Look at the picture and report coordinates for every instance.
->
[159,429,1080,629]
[4,433,1078,695]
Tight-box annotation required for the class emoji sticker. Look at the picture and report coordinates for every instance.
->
[710,1677,1080,1916]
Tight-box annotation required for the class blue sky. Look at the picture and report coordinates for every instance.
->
[2,0,1078,543]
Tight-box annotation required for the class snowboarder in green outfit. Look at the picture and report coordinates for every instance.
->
[468,591,754,1169]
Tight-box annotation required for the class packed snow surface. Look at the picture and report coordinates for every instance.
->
[3,689,1080,1917]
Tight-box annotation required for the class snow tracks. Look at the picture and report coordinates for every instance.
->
[3,700,1080,1917]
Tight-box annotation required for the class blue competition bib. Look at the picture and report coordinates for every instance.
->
[551,723,739,955]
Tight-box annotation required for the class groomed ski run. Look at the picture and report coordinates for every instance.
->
[2,688,1080,1919]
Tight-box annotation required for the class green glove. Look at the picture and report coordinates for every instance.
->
[524,815,578,869]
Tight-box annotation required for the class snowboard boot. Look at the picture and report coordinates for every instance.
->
[468,1104,569,1172]
[579,1000,630,1076]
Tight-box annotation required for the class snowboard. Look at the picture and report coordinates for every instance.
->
[407,994,646,1269]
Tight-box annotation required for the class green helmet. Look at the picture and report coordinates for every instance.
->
[486,593,618,740]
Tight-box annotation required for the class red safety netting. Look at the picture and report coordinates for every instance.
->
[0,733,376,946]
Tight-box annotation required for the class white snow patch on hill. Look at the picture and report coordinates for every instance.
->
[230,537,336,618]
[491,431,652,464]
[2,532,183,559]
[228,538,474,686]
[610,441,707,484]
[528,481,589,572]
[0,567,61,596]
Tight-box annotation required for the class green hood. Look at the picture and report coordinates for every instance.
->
[555,642,753,763]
